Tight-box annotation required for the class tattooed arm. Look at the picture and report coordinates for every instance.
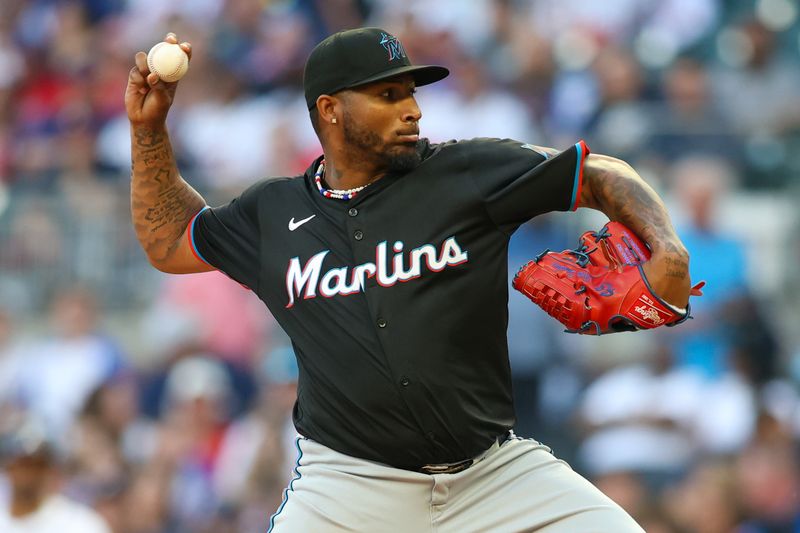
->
[529,145,691,307]
[579,154,691,308]
[126,34,212,274]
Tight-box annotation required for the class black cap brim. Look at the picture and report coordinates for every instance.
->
[310,64,449,108]
[350,64,450,89]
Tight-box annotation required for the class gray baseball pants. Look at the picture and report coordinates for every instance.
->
[268,434,643,532]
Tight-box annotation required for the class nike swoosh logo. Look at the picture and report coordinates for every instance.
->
[288,214,316,231]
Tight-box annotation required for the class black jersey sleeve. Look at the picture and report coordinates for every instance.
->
[466,138,589,233]
[187,180,268,290]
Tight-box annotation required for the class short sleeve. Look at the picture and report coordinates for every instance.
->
[467,139,589,233]
[188,180,266,290]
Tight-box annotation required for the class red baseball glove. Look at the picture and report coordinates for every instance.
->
[512,221,705,335]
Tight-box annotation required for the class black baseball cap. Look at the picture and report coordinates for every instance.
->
[304,27,449,110]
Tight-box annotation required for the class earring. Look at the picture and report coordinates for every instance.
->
[331,117,337,124]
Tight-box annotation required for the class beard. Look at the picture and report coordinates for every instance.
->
[342,112,422,174]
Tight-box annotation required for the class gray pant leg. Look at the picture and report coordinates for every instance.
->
[437,438,644,533]
[268,437,434,533]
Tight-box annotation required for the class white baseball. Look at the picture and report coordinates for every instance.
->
[147,42,189,83]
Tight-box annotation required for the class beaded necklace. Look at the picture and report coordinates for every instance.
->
[314,160,369,200]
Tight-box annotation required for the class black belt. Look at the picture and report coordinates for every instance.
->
[418,431,514,475]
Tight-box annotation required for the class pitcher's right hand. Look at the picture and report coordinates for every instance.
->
[125,33,192,126]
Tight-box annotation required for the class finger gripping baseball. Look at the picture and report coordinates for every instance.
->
[513,221,703,335]
[147,42,189,82]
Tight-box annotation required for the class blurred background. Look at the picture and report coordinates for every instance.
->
[0,0,799,531]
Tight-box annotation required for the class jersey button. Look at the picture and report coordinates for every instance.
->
[377,318,387,328]
[354,230,364,241]
[348,207,358,217]
[400,377,410,386]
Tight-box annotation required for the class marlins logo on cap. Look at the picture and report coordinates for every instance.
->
[380,32,407,61]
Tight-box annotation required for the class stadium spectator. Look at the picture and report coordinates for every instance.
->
[16,286,126,438]
[0,414,111,533]
[712,19,800,136]
[646,57,740,166]
[667,155,749,377]
[576,344,699,484]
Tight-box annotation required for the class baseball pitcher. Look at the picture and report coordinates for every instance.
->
[126,28,700,532]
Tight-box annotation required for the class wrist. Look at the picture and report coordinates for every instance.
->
[130,119,167,130]
[641,256,691,309]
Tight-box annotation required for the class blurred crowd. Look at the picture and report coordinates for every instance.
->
[1,0,800,532]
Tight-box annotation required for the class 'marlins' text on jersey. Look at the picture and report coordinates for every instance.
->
[285,237,469,307]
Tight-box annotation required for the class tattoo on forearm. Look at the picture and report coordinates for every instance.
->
[663,257,688,268]
[586,159,686,260]
[130,125,205,264]
[134,127,163,148]
[144,186,200,231]
[663,257,688,279]
[141,147,171,168]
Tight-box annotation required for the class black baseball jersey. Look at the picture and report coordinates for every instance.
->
[189,137,589,470]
